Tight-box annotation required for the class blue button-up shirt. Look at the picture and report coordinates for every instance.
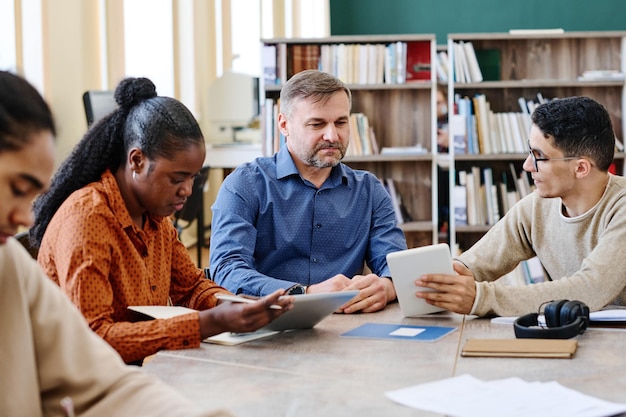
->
[209,146,408,296]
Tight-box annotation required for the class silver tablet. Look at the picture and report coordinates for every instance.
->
[262,291,359,331]
[386,243,454,317]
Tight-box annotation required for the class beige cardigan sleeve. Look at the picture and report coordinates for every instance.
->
[0,238,233,417]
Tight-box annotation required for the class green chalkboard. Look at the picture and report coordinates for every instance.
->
[330,0,626,45]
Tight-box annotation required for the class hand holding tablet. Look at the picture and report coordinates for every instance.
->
[386,243,454,317]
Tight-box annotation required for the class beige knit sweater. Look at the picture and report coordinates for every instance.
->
[459,174,626,317]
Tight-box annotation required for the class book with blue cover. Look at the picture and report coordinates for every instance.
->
[341,323,456,342]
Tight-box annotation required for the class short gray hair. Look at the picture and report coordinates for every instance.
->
[279,70,352,118]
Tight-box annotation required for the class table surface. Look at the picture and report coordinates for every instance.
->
[143,303,626,417]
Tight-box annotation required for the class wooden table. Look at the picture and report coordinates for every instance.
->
[143,303,626,417]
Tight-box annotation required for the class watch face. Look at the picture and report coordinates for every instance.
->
[288,285,306,295]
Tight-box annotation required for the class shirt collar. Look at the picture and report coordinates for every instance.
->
[275,145,348,187]
[101,169,159,231]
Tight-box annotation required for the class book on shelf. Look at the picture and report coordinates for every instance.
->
[379,145,427,155]
[456,96,478,154]
[357,44,369,85]
[462,41,483,83]
[487,112,502,154]
[472,94,491,154]
[319,44,333,76]
[449,114,467,154]
[262,44,278,85]
[509,162,534,198]
[435,51,449,82]
[384,42,397,84]
[508,28,564,35]
[374,43,386,84]
[385,178,405,225]
[482,167,500,225]
[498,168,523,216]
[457,93,534,155]
[454,171,468,226]
[358,43,385,84]
[395,41,407,84]
[518,97,530,114]
[369,127,380,154]
[335,43,349,83]
[577,69,625,81]
[405,41,431,82]
[457,165,529,227]
[536,92,547,105]
[347,113,379,156]
[509,113,528,152]
[464,169,477,226]
[287,44,321,78]
[473,166,487,226]
[452,42,467,83]
[356,112,372,155]
[347,114,363,156]
[452,41,483,83]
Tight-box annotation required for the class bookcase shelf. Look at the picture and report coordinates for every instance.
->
[261,34,439,248]
[447,31,626,252]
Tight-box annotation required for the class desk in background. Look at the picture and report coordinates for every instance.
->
[204,143,263,169]
[143,303,626,417]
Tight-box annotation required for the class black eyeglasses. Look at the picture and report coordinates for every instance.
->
[527,143,580,172]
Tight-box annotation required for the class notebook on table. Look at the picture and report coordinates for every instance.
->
[386,243,454,317]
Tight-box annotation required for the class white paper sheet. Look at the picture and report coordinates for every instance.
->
[385,374,626,417]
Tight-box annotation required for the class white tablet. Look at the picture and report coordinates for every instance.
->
[262,291,359,331]
[386,243,454,317]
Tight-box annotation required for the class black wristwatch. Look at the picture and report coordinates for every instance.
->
[286,284,307,295]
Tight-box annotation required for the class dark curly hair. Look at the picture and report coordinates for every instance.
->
[30,77,203,247]
[531,96,615,172]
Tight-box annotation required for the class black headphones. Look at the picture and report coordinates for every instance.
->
[514,299,590,339]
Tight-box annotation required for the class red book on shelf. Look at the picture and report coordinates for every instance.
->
[405,41,431,82]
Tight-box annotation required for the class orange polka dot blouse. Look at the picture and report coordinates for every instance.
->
[38,170,229,363]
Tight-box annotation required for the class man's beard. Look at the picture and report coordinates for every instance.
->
[306,143,346,168]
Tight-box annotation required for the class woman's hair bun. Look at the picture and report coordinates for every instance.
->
[114,77,157,110]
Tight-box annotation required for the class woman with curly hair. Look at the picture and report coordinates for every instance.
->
[31,77,292,365]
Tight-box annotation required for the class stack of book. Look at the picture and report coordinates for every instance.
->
[262,41,431,85]
[451,41,483,83]
[451,93,559,155]
[346,113,379,156]
[454,163,534,228]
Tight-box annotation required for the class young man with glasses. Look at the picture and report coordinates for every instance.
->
[416,96,626,317]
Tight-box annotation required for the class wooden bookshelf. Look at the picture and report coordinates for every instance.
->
[261,35,439,248]
[447,31,626,252]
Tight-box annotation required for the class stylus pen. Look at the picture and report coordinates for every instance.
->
[215,293,282,310]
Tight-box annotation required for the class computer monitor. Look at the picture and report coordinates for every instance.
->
[206,71,260,142]
[82,90,117,126]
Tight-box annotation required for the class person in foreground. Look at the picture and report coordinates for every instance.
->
[417,96,626,317]
[0,70,233,417]
[209,69,407,313]
[30,77,292,365]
